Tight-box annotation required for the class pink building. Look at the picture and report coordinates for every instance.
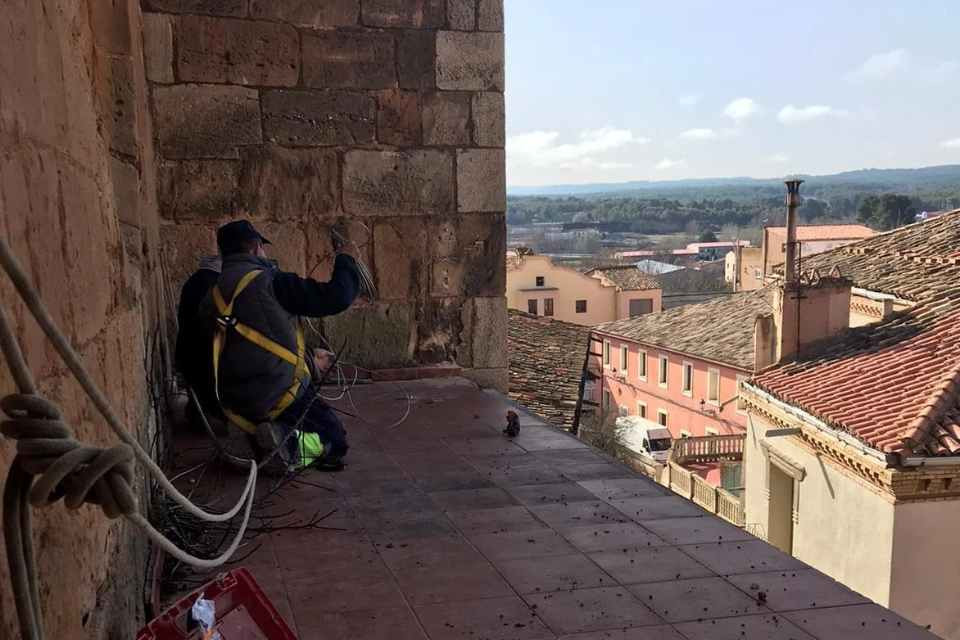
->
[590,289,771,485]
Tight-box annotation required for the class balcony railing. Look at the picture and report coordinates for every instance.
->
[664,462,745,527]
[670,433,744,464]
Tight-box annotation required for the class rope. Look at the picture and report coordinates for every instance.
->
[0,237,257,640]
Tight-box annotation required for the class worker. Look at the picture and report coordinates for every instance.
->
[175,254,223,429]
[197,219,361,473]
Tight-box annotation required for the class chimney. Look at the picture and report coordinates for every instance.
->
[773,179,852,363]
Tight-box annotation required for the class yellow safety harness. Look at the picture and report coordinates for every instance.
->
[211,269,309,434]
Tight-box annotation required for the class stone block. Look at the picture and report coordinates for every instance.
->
[361,0,445,28]
[447,0,476,30]
[238,145,338,221]
[422,91,470,146]
[436,31,503,91]
[432,213,505,296]
[158,160,239,219]
[142,0,245,16]
[302,30,395,90]
[253,222,308,273]
[377,90,420,146]
[176,15,299,87]
[142,13,174,83]
[324,303,416,368]
[110,157,140,227]
[472,91,504,147]
[262,89,375,146]
[91,0,131,54]
[397,30,436,89]
[468,296,507,368]
[249,0,359,28]
[463,367,508,391]
[477,0,503,31]
[457,149,505,211]
[153,84,261,159]
[373,218,428,300]
[97,51,138,156]
[418,297,468,364]
[343,149,454,215]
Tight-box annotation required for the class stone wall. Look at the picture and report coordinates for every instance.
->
[0,0,167,637]
[146,0,508,387]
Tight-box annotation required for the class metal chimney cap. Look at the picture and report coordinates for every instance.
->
[784,178,804,193]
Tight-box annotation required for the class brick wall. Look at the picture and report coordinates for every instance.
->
[145,0,508,387]
[0,0,168,637]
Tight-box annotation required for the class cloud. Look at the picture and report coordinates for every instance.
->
[680,128,717,140]
[679,94,701,108]
[655,158,686,170]
[724,97,761,121]
[848,49,909,81]
[777,104,850,124]
[942,138,960,149]
[768,153,791,164]
[506,127,649,169]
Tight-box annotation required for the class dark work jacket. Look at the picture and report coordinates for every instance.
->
[175,257,222,409]
[197,253,361,421]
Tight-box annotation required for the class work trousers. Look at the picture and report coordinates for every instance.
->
[276,383,349,464]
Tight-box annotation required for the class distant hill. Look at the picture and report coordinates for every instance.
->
[507,165,960,198]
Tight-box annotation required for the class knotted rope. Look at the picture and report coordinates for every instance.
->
[0,235,258,640]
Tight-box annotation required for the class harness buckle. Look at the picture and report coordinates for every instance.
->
[217,315,238,328]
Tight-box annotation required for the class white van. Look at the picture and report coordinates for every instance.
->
[617,415,673,463]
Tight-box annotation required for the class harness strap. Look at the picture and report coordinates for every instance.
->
[211,270,310,434]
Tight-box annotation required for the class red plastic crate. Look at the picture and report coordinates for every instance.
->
[137,568,297,640]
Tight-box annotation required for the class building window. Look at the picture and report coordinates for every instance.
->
[603,341,610,366]
[544,298,554,317]
[527,299,538,315]
[536,276,545,287]
[603,390,611,412]
[638,350,647,381]
[576,299,587,313]
[754,267,762,280]
[736,375,748,412]
[658,410,668,427]
[706,427,719,436]
[619,345,628,370]
[658,355,668,387]
[707,368,720,404]
[682,362,693,396]
[629,298,653,317]
[637,401,647,418]
[679,430,691,438]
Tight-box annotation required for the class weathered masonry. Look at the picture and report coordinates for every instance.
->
[0,1,506,638]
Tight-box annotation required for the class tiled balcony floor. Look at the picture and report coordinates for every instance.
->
[168,378,938,639]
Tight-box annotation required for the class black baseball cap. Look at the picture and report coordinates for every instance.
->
[216,219,271,255]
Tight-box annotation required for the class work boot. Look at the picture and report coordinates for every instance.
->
[255,422,296,477]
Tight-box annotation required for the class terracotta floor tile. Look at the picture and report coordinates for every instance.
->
[589,546,714,584]
[577,478,668,502]
[489,464,571,487]
[508,482,599,507]
[410,470,498,492]
[285,563,406,613]
[470,528,580,561]
[294,607,427,640]
[512,426,590,451]
[641,517,754,545]
[494,554,615,594]
[726,570,870,612]
[680,541,806,576]
[673,613,814,639]
[430,487,521,511]
[628,577,765,622]
[525,586,663,634]
[556,627,686,640]
[533,449,608,467]
[445,436,529,457]
[392,558,514,605]
[562,464,637,481]
[416,595,554,640]
[559,523,667,553]
[784,604,939,639]
[447,506,550,536]
[530,501,632,529]
[608,496,709,521]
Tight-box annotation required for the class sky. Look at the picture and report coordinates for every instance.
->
[504,0,960,186]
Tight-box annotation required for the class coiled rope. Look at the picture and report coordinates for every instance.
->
[0,237,257,640]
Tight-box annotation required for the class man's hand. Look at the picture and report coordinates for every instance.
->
[313,348,334,375]
[330,221,349,254]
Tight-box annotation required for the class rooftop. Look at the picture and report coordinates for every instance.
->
[755,210,960,456]
[169,379,937,639]
[585,265,661,291]
[507,309,592,428]
[595,289,771,370]
[765,224,877,241]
